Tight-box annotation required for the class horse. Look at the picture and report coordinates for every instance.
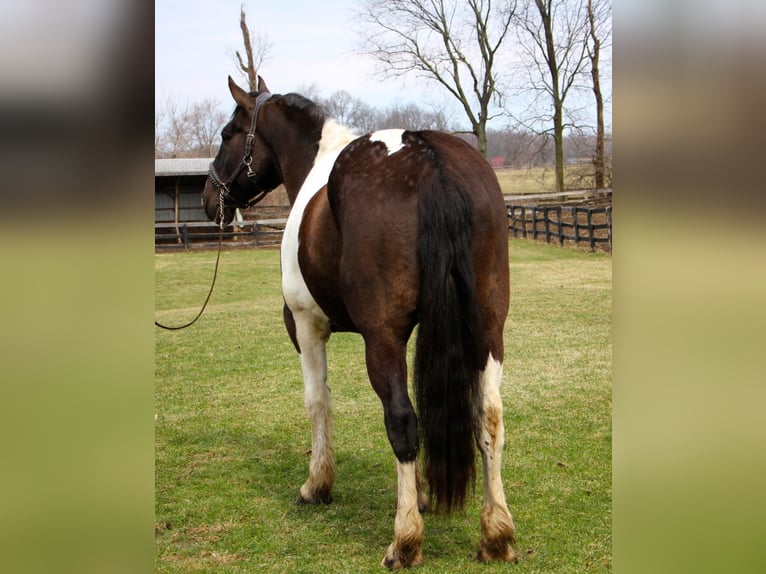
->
[202,76,516,569]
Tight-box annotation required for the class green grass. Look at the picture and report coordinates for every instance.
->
[155,240,611,572]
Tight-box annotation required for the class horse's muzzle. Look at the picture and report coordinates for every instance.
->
[201,178,235,225]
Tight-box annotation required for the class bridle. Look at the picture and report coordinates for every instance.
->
[207,91,273,212]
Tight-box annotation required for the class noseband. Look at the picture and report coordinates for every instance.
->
[208,92,273,211]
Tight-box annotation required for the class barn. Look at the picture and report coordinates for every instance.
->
[154,158,211,223]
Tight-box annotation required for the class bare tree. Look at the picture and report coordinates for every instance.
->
[155,98,226,158]
[318,90,381,133]
[188,99,228,157]
[156,97,192,158]
[356,0,518,157]
[321,91,365,126]
[155,107,165,157]
[513,0,591,192]
[235,5,272,91]
[486,127,549,168]
[586,0,611,188]
[317,90,452,134]
[378,103,450,131]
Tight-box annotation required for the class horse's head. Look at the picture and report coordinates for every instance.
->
[202,76,282,225]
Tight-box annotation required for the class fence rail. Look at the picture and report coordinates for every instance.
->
[507,204,612,252]
[155,219,287,250]
[504,188,612,206]
[155,191,612,253]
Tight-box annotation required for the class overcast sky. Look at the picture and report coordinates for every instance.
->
[155,0,615,133]
[155,0,443,113]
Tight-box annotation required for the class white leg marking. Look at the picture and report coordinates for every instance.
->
[296,314,335,502]
[475,353,517,562]
[369,129,406,156]
[477,354,508,508]
[383,460,424,568]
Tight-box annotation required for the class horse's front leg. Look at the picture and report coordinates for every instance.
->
[289,307,335,505]
[365,334,424,569]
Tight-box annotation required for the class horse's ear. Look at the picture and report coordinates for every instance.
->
[228,75,252,109]
[257,76,271,94]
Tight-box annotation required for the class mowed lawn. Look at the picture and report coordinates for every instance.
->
[155,239,612,573]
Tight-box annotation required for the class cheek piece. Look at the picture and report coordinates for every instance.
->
[207,92,273,210]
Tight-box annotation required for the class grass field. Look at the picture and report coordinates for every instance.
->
[494,165,607,195]
[155,240,612,573]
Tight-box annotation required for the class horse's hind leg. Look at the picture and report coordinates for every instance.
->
[474,351,518,563]
[385,459,425,569]
[364,334,424,569]
[292,311,335,504]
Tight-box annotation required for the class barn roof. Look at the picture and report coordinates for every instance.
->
[155,158,213,177]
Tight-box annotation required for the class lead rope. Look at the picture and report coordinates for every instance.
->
[154,186,226,330]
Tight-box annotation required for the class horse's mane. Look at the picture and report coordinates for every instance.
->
[241,91,326,123]
[276,93,327,124]
[230,92,326,125]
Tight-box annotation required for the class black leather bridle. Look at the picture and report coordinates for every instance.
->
[207,92,273,211]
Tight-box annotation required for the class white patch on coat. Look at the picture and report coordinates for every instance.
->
[281,119,357,318]
[369,129,406,155]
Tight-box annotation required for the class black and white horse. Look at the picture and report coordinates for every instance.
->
[202,76,516,568]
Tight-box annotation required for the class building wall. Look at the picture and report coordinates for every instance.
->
[155,175,208,223]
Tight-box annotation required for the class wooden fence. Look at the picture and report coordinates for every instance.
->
[507,204,612,252]
[155,190,612,252]
[155,219,287,250]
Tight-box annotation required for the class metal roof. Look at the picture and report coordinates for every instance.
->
[155,158,214,177]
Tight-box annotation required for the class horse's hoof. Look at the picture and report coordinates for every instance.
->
[296,489,332,505]
[381,543,424,570]
[476,539,518,564]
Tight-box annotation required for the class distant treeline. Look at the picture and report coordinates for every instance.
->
[155,90,611,170]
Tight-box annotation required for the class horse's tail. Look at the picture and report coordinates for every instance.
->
[414,133,485,514]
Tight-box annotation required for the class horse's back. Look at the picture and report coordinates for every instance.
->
[325,130,422,335]
[329,129,504,229]
[327,129,507,274]
[323,129,507,338]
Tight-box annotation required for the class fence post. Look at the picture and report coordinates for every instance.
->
[544,207,551,244]
[181,223,189,249]
[587,208,595,251]
[573,207,581,246]
[558,206,564,246]
[606,205,612,253]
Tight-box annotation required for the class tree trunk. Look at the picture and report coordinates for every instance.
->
[588,0,605,189]
[239,7,257,91]
[476,119,488,158]
[553,104,565,193]
[536,0,565,192]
